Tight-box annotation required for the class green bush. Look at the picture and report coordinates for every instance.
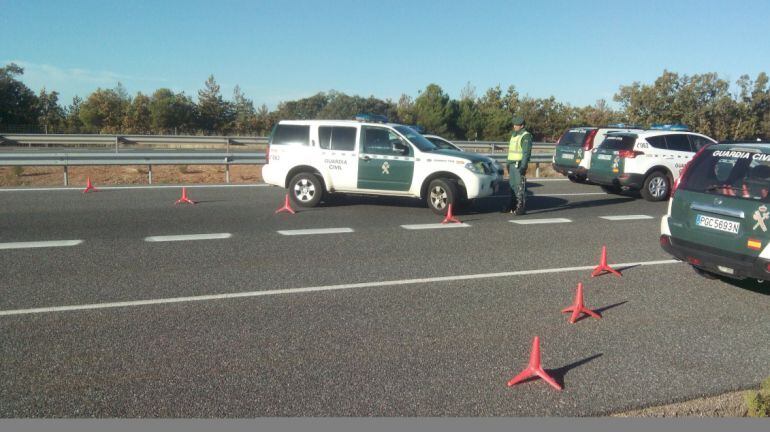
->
[746,376,770,417]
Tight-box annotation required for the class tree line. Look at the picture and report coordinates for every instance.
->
[2,62,769,142]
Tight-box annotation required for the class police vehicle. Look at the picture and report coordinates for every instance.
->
[587,125,717,201]
[262,115,503,213]
[552,125,644,183]
[423,134,505,179]
[660,141,770,281]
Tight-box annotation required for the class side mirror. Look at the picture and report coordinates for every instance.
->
[392,141,408,156]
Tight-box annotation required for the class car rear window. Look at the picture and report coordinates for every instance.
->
[681,149,770,201]
[597,135,636,151]
[557,129,591,147]
[270,124,310,146]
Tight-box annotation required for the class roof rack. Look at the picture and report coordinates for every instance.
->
[649,123,690,131]
[354,113,388,123]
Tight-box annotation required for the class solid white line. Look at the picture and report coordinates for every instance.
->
[401,223,471,230]
[534,192,608,197]
[0,184,269,192]
[145,233,232,242]
[0,259,681,317]
[277,228,354,236]
[509,218,572,225]
[600,215,655,221]
[0,240,83,250]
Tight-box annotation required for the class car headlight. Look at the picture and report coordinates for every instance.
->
[465,162,485,174]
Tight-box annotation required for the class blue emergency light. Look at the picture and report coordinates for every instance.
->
[650,123,690,131]
[606,123,643,129]
[354,113,388,123]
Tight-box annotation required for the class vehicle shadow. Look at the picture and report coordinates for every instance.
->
[718,277,770,296]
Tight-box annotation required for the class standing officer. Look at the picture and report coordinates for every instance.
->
[505,116,533,215]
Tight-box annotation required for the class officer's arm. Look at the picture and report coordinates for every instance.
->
[520,134,533,168]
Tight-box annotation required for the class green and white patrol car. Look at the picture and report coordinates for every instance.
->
[587,126,717,201]
[552,125,644,183]
[661,142,770,281]
[262,116,503,213]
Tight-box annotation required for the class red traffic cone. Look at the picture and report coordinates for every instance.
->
[507,336,562,390]
[275,194,296,214]
[591,245,622,278]
[174,187,196,205]
[441,203,461,224]
[561,282,601,324]
[82,177,98,193]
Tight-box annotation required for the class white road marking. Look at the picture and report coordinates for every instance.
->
[401,223,471,230]
[600,215,655,221]
[145,233,232,242]
[509,218,572,225]
[0,240,83,250]
[0,184,269,192]
[0,259,681,317]
[534,192,608,196]
[277,228,354,236]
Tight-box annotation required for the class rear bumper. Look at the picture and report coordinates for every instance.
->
[588,171,645,189]
[552,163,587,179]
[660,234,770,280]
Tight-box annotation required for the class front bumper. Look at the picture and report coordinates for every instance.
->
[660,234,770,280]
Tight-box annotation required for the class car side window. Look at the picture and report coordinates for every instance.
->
[319,126,357,151]
[665,134,693,152]
[646,136,667,149]
[689,135,713,151]
[362,127,411,156]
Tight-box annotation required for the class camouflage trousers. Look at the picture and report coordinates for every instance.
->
[507,162,526,210]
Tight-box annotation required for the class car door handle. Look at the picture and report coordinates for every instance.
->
[360,155,371,162]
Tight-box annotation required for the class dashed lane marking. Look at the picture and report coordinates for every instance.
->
[401,223,471,230]
[0,259,681,317]
[0,240,83,250]
[145,233,232,242]
[509,218,572,225]
[600,215,655,221]
[277,228,354,236]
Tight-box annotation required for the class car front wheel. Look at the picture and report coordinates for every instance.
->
[427,178,457,214]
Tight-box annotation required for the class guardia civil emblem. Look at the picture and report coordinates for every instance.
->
[381,161,390,175]
[753,205,769,232]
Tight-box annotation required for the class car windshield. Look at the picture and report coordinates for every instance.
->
[394,125,439,152]
[682,148,770,202]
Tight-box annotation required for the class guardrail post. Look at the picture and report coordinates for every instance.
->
[63,165,68,186]
[535,163,541,178]
[225,159,230,183]
[148,164,153,184]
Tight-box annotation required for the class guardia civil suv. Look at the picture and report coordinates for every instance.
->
[661,141,770,281]
[262,115,502,214]
[552,124,644,183]
[587,125,717,201]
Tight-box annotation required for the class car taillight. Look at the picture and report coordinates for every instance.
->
[582,129,598,151]
[618,150,643,158]
[672,144,711,197]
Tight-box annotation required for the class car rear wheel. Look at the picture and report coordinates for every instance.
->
[427,178,457,214]
[641,171,670,201]
[288,172,323,207]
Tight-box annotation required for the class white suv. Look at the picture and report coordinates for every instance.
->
[587,126,717,201]
[262,117,502,213]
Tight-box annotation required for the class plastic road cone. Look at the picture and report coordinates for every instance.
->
[275,194,296,214]
[591,245,622,278]
[441,203,461,224]
[174,187,196,205]
[507,336,562,390]
[561,282,602,324]
[82,177,98,193]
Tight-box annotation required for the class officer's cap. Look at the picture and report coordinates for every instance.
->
[512,116,525,126]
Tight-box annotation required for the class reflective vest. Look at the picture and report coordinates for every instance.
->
[508,131,531,161]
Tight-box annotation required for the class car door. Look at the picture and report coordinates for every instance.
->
[357,126,414,191]
[664,134,695,178]
[318,125,359,191]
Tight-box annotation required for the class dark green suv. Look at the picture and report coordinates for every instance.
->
[661,142,770,281]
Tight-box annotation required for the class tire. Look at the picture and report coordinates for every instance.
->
[568,174,586,184]
[600,184,622,194]
[641,171,670,202]
[288,172,323,207]
[426,178,457,214]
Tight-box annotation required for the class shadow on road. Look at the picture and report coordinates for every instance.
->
[547,353,604,388]
[571,301,629,323]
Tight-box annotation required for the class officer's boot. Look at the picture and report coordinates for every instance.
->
[507,196,518,214]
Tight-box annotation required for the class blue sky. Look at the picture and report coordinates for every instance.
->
[2,0,769,109]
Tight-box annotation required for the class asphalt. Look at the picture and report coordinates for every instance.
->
[0,180,768,417]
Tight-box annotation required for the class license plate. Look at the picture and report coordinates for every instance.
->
[695,214,740,234]
[597,154,612,160]
[717,266,735,275]
[560,153,574,160]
